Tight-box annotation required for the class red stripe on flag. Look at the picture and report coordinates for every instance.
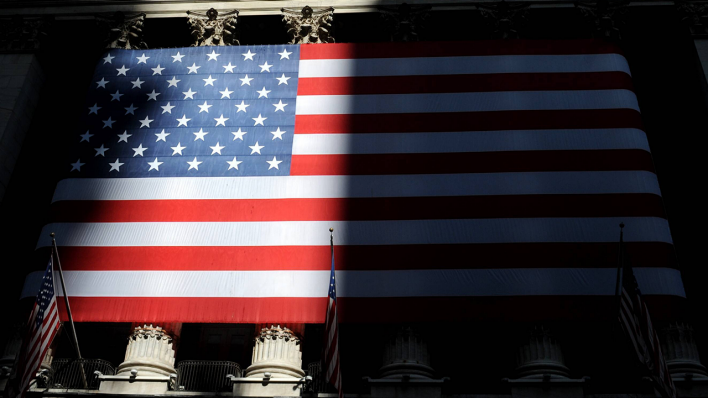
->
[290,150,655,175]
[294,109,644,134]
[297,72,634,95]
[299,40,623,59]
[49,194,667,223]
[53,295,686,323]
[41,242,677,271]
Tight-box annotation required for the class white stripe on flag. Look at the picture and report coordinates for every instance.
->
[298,54,631,77]
[291,129,651,154]
[52,268,685,298]
[38,217,673,248]
[50,171,663,202]
[295,90,640,115]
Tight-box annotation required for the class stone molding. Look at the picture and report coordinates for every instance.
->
[378,3,431,42]
[187,8,239,46]
[96,12,147,49]
[0,16,50,51]
[576,0,629,40]
[515,326,570,379]
[477,1,530,39]
[281,6,335,44]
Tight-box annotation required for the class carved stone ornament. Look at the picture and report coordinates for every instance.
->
[576,0,629,40]
[116,325,176,377]
[245,325,304,379]
[281,6,335,44]
[0,16,51,51]
[515,326,570,379]
[378,3,431,42]
[187,8,239,47]
[96,12,147,50]
[477,1,530,39]
[676,1,708,36]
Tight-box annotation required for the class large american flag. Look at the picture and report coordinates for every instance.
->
[17,256,60,396]
[36,40,684,323]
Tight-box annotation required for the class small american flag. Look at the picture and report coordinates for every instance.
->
[16,256,61,396]
[324,232,342,398]
[617,226,675,398]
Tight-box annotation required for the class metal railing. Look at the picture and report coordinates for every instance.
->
[175,360,241,392]
[306,362,336,394]
[49,358,115,389]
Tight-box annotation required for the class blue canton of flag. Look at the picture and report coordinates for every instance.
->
[35,261,56,328]
[71,46,299,177]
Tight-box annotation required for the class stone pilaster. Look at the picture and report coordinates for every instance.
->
[96,12,147,49]
[281,6,335,44]
[186,8,239,46]
[576,0,629,41]
[97,325,176,394]
[661,323,708,381]
[378,3,431,42]
[477,1,530,39]
[230,325,306,397]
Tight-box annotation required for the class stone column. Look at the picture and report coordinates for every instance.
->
[507,327,585,398]
[661,323,708,381]
[281,6,335,44]
[514,326,570,380]
[366,327,447,398]
[98,325,176,394]
[230,325,305,397]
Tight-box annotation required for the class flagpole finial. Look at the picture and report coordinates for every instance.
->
[619,222,624,229]
[329,228,334,233]
[50,232,55,238]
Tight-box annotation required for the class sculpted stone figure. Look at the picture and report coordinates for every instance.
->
[96,12,147,49]
[379,3,431,42]
[186,8,239,46]
[281,6,335,44]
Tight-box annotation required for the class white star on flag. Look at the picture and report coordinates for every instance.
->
[270,127,286,140]
[155,130,170,142]
[187,157,203,170]
[278,49,292,59]
[193,128,209,141]
[232,128,247,140]
[210,142,225,155]
[95,144,109,157]
[103,117,115,129]
[273,100,287,112]
[109,158,124,172]
[242,50,256,60]
[152,65,165,75]
[70,159,85,171]
[257,87,271,98]
[187,63,201,74]
[103,53,115,64]
[167,77,181,87]
[136,53,150,64]
[252,114,267,126]
[147,90,161,101]
[171,142,186,155]
[116,65,129,76]
[172,52,185,62]
[117,131,132,143]
[203,75,217,86]
[267,156,282,170]
[183,88,197,100]
[249,141,264,154]
[148,158,163,171]
[259,62,272,72]
[227,157,242,170]
[223,63,236,73]
[131,78,145,88]
[88,103,101,114]
[235,101,249,113]
[110,91,123,101]
[132,144,148,157]
[276,74,291,85]
[124,103,139,115]
[79,131,93,142]
[240,75,253,86]
[214,115,229,126]
[161,102,175,114]
[177,115,191,126]
[96,78,109,88]
[198,101,212,113]
[207,50,220,60]
[139,116,154,128]
[220,87,233,98]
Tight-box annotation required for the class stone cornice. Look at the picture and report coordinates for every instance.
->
[0,0,674,19]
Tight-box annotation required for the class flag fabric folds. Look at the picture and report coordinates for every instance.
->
[16,256,60,397]
[324,233,342,398]
[35,40,684,323]
[617,229,676,398]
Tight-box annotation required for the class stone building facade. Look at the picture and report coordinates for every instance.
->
[1,0,708,397]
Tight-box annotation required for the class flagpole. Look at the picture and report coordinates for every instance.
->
[614,222,625,298]
[50,232,87,388]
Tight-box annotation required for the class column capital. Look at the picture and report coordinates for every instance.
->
[96,12,148,49]
[0,16,51,51]
[186,8,239,46]
[575,0,629,41]
[281,6,335,44]
[677,1,708,36]
[378,3,431,42]
[477,1,530,39]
